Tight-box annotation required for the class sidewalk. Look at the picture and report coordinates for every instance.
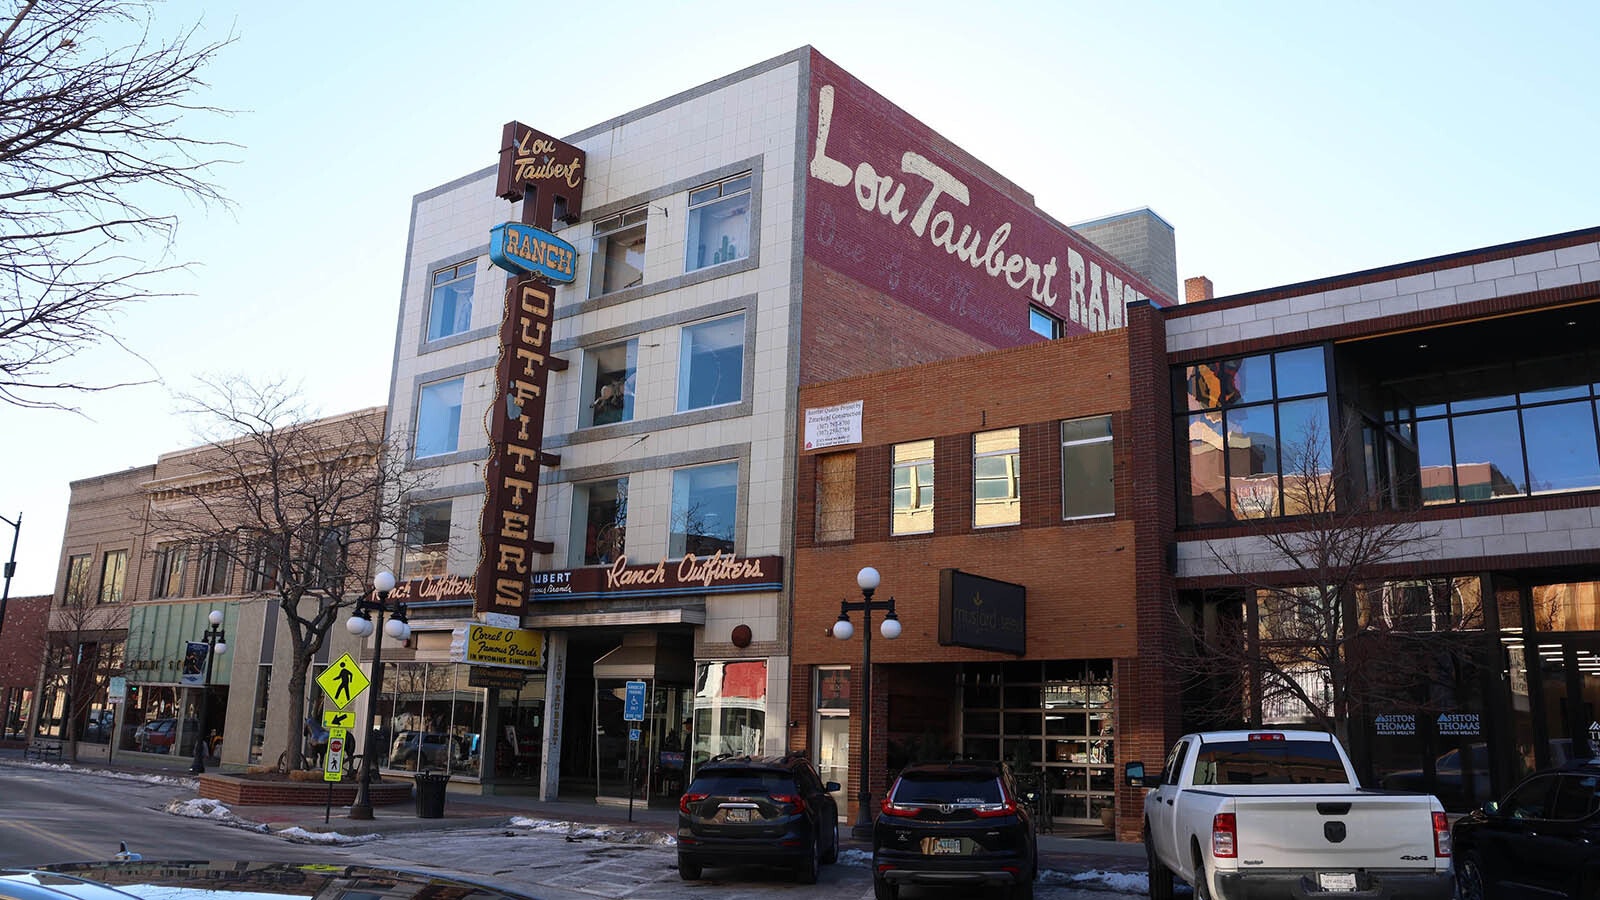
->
[0,748,1144,874]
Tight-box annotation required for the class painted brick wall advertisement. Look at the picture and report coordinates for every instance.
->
[804,51,1168,348]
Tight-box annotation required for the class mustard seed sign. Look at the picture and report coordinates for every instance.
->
[317,653,369,709]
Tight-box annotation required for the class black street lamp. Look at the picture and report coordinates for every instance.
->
[831,566,901,841]
[346,570,408,820]
[0,511,19,636]
[189,609,227,774]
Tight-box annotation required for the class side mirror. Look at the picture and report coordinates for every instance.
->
[1483,800,1500,817]
[824,781,841,793]
[1125,761,1148,787]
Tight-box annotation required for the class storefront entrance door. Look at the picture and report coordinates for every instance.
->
[594,679,688,806]
[1528,638,1600,767]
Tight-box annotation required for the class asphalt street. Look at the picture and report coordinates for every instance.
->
[0,750,1150,899]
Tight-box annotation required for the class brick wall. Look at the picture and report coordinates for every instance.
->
[0,595,49,688]
[793,327,1151,829]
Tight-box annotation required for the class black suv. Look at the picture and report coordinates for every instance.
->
[677,752,841,883]
[872,760,1037,900]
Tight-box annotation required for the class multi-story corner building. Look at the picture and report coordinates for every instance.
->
[37,408,384,769]
[374,46,1171,805]
[1161,227,1600,814]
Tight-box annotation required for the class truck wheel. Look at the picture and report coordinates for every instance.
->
[677,857,701,881]
[1192,854,1211,900]
[1145,825,1173,900]
[1455,851,1486,900]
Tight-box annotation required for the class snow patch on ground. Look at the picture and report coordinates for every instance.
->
[1041,868,1150,892]
[9,758,192,788]
[164,797,269,832]
[276,826,386,845]
[506,817,677,846]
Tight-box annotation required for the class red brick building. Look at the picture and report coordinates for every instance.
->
[0,594,50,747]
[792,322,1174,838]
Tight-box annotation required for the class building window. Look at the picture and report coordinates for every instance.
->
[63,554,92,605]
[581,340,637,428]
[670,462,737,557]
[589,207,647,297]
[685,174,751,272]
[1062,416,1114,519]
[312,524,349,589]
[678,314,744,411]
[415,377,464,458]
[427,259,475,341]
[402,500,452,578]
[573,477,627,566]
[1176,346,1331,524]
[197,539,232,595]
[98,550,127,604]
[1030,307,1063,339]
[814,452,856,543]
[974,429,1021,528]
[892,439,935,535]
[245,533,286,592]
[152,543,186,599]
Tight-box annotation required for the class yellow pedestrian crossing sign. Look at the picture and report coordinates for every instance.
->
[317,653,369,709]
[323,709,356,730]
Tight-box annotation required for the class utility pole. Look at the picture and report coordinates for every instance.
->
[0,512,19,636]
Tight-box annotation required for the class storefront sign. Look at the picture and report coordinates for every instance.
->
[529,553,785,601]
[1437,713,1480,736]
[388,573,475,603]
[468,666,529,690]
[475,275,556,618]
[803,400,863,450]
[804,54,1168,348]
[938,568,1026,655]
[1375,714,1416,735]
[450,623,545,670]
[489,222,578,283]
[495,121,586,231]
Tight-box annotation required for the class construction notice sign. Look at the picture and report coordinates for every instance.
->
[324,727,348,782]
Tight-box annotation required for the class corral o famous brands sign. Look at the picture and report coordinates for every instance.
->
[476,122,587,618]
[805,52,1167,345]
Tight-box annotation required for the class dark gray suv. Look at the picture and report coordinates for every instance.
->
[872,760,1037,900]
[676,752,841,883]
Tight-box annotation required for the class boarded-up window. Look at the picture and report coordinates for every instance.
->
[815,452,855,542]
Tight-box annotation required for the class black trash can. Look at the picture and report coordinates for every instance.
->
[415,770,448,818]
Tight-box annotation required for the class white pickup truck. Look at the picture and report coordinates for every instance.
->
[1127,730,1453,900]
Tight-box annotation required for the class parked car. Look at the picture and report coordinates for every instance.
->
[1452,759,1600,900]
[81,710,116,743]
[388,731,455,770]
[872,759,1037,900]
[676,752,840,883]
[133,718,197,754]
[1131,730,1451,900]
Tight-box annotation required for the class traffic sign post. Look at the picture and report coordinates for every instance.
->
[623,680,647,824]
[323,726,348,825]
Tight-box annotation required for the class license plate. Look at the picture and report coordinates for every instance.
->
[931,838,962,855]
[1317,872,1357,892]
[725,808,751,823]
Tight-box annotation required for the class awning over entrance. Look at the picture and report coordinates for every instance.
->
[593,632,693,683]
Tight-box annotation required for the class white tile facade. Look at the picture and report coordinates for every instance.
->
[1165,241,1600,353]
[387,58,806,753]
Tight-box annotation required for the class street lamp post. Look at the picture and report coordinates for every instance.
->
[346,570,409,820]
[0,511,19,636]
[189,610,227,774]
[832,566,902,841]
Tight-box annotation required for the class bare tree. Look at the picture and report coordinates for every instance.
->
[144,376,427,771]
[0,0,235,410]
[39,587,123,762]
[1174,415,1476,747]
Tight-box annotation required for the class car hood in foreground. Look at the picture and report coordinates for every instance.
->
[0,862,541,900]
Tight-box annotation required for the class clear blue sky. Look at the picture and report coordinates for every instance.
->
[1,0,1596,595]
